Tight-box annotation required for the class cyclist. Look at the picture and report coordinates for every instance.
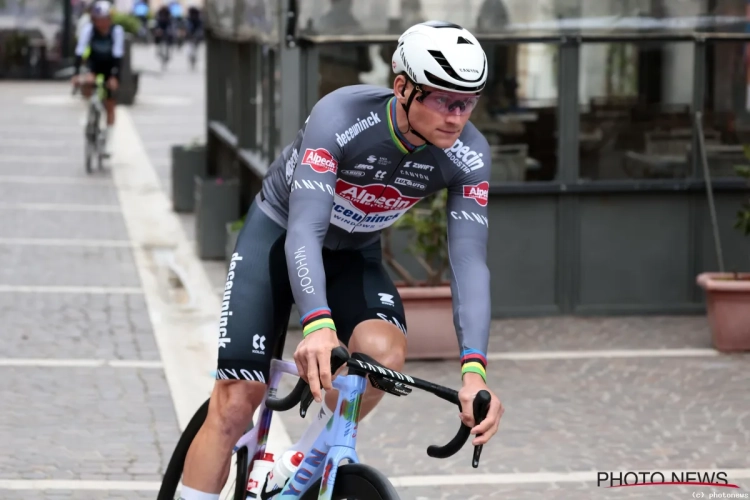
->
[185,4,202,62]
[179,21,504,500]
[186,5,202,40]
[72,0,123,157]
[168,0,186,47]
[154,3,173,57]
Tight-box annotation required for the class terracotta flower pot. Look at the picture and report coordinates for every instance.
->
[697,272,750,352]
[396,284,460,360]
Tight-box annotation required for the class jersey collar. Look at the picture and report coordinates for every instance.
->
[387,97,427,155]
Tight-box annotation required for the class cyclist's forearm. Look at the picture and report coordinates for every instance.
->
[453,259,491,382]
[284,223,334,338]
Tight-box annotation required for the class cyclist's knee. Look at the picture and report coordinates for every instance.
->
[206,380,265,439]
[349,320,407,370]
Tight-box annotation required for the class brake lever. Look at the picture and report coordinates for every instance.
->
[299,385,314,418]
[471,390,491,468]
[299,346,350,418]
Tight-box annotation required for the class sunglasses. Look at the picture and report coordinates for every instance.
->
[416,89,480,116]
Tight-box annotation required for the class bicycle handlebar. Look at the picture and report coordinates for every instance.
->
[265,347,492,467]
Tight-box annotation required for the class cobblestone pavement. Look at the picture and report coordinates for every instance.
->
[0,70,179,499]
[1,43,749,500]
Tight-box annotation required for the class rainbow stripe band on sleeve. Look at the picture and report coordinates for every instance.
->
[301,307,336,338]
[461,349,487,382]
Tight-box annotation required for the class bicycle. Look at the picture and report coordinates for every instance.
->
[157,346,490,499]
[73,73,108,174]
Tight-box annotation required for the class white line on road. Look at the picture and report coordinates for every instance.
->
[0,359,163,368]
[0,238,133,248]
[0,480,161,491]
[0,155,79,164]
[0,285,142,294]
[2,468,749,491]
[0,202,121,212]
[0,175,113,185]
[0,138,72,147]
[486,348,720,362]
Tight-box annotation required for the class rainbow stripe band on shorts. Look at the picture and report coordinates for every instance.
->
[301,307,336,338]
[461,349,487,382]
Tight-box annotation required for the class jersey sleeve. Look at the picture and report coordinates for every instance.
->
[75,22,92,57]
[284,93,349,338]
[445,139,492,382]
[112,25,125,58]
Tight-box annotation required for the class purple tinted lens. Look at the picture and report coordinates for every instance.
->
[421,93,479,115]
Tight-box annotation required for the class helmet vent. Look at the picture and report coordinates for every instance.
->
[457,36,473,45]
[428,50,460,80]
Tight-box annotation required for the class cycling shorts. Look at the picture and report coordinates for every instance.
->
[216,199,407,383]
[86,63,119,100]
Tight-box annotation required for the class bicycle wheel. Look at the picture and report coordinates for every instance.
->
[157,398,253,500]
[300,463,400,500]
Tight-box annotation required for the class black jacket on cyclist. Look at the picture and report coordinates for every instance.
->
[74,22,125,78]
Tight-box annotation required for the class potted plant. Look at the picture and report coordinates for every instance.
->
[171,137,207,212]
[382,190,459,360]
[226,215,245,267]
[696,163,750,351]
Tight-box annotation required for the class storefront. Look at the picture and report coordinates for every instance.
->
[203,0,750,316]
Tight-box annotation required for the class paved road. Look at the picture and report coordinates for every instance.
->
[0,44,748,500]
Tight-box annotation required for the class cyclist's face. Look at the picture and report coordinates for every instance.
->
[395,77,477,149]
[93,16,111,32]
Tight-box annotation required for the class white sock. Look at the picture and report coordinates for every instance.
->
[293,399,334,453]
[104,126,113,149]
[178,486,219,500]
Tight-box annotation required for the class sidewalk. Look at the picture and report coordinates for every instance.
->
[0,45,748,500]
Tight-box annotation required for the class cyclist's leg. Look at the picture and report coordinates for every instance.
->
[80,67,95,98]
[324,241,408,420]
[181,200,293,496]
[101,70,118,154]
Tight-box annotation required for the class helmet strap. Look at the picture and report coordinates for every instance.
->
[399,83,432,147]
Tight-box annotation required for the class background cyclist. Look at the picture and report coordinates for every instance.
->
[72,0,123,157]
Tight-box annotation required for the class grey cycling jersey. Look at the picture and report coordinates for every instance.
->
[257,84,491,365]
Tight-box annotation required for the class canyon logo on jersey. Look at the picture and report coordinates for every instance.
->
[463,181,489,207]
[302,148,338,174]
[330,180,420,232]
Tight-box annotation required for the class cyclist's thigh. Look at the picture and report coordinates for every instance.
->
[216,200,293,384]
[323,240,407,347]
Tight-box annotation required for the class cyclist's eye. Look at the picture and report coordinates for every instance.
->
[448,101,467,112]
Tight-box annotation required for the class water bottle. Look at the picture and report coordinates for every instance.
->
[262,450,305,495]
[246,452,275,498]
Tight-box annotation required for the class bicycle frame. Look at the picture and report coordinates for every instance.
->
[232,358,366,499]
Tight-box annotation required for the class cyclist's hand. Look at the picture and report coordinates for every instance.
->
[458,373,504,446]
[293,327,339,403]
[107,77,119,91]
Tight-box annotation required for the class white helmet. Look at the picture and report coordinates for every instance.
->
[392,21,487,94]
[91,0,113,17]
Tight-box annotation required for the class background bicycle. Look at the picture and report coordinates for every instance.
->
[72,72,109,174]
